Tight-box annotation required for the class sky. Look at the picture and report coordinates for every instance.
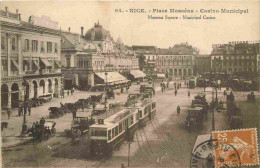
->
[1,1,260,54]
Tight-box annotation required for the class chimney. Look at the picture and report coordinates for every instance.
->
[68,27,70,32]
[81,27,84,36]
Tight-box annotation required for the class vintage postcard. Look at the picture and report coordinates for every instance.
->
[1,0,259,167]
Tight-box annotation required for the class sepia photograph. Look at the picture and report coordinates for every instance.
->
[0,1,260,167]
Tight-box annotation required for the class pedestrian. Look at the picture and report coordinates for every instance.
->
[40,117,45,127]
[92,102,96,110]
[7,108,12,120]
[32,122,36,144]
[72,87,75,94]
[180,83,181,88]
[177,105,180,115]
[175,89,177,96]
[121,87,123,93]
[67,90,70,96]
[28,103,31,116]
[81,101,84,112]
[223,90,227,97]
[188,90,190,98]
[72,109,76,120]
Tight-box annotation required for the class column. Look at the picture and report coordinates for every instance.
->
[18,34,22,75]
[8,91,11,108]
[181,69,183,78]
[7,33,11,76]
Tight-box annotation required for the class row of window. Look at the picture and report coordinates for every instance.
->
[108,114,134,141]
[223,61,256,66]
[24,39,58,53]
[157,61,192,66]
[1,36,58,54]
[224,55,256,60]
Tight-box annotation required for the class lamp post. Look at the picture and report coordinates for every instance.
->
[105,72,108,118]
[21,83,27,134]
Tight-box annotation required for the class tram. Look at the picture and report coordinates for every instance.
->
[89,98,156,157]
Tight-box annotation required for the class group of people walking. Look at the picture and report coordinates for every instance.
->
[18,101,32,117]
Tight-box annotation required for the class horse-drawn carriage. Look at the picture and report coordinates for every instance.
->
[27,121,56,141]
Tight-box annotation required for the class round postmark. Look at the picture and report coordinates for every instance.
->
[190,137,241,168]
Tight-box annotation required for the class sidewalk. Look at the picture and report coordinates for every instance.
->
[1,90,100,148]
[1,84,142,148]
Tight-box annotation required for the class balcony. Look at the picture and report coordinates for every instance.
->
[41,69,49,74]
[23,70,39,76]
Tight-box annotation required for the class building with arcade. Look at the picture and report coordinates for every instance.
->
[1,7,62,109]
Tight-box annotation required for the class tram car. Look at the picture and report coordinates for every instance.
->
[89,98,156,157]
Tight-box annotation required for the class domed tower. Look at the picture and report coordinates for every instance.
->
[85,22,112,41]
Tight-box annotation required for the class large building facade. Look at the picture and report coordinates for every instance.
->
[61,23,140,89]
[156,43,198,78]
[210,42,260,78]
[1,8,62,109]
[195,55,211,75]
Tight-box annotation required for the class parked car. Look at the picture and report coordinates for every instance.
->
[185,107,204,129]
[49,107,64,118]
[66,117,95,137]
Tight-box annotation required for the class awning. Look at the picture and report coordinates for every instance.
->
[95,71,127,83]
[11,60,19,69]
[40,58,51,67]
[33,60,40,69]
[157,74,165,78]
[54,60,61,68]
[130,70,146,78]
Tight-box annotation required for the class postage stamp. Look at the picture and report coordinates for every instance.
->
[212,128,259,168]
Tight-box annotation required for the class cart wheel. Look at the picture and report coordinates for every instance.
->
[76,129,82,138]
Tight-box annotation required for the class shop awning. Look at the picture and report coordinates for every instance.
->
[11,60,19,69]
[40,58,51,67]
[157,74,165,78]
[130,70,146,78]
[95,71,127,83]
[33,60,40,69]
[54,60,61,68]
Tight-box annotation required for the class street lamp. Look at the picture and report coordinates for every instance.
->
[21,83,27,135]
[105,72,108,118]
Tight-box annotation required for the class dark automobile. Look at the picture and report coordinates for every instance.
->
[67,117,95,137]
[92,108,106,116]
[49,107,64,118]
[247,93,255,102]
[192,99,207,106]
[189,79,196,89]
[185,107,204,129]
[106,90,115,99]
[38,94,52,103]
[89,84,105,92]
[30,98,44,107]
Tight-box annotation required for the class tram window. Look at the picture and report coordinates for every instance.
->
[130,115,134,125]
[112,128,115,138]
[144,107,147,115]
[92,130,107,137]
[139,110,142,118]
[108,130,111,140]
[115,126,119,136]
[119,123,122,133]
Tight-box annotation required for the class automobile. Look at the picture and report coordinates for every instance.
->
[185,107,204,129]
[140,85,155,95]
[49,107,64,118]
[92,108,106,116]
[189,79,196,89]
[38,94,52,103]
[89,84,105,92]
[192,99,207,106]
[106,89,115,99]
[30,98,44,107]
[247,93,255,102]
[71,117,95,137]
[191,103,208,118]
